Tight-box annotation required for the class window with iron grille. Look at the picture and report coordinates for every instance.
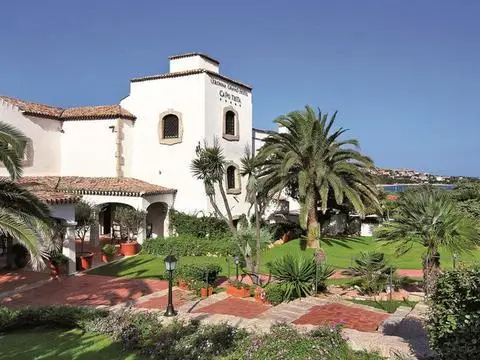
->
[227,166,236,189]
[225,111,235,136]
[163,114,179,138]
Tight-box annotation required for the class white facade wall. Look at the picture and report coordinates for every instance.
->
[121,74,208,214]
[170,57,219,73]
[60,119,118,177]
[204,74,252,217]
[0,100,61,176]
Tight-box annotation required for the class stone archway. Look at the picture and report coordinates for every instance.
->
[97,202,135,239]
[146,202,168,238]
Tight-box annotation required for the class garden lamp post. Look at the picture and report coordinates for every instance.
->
[164,255,177,317]
[234,256,240,280]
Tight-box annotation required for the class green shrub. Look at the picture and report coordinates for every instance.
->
[314,263,335,292]
[49,251,68,265]
[170,210,230,238]
[267,254,316,301]
[427,267,480,360]
[0,306,108,332]
[143,235,238,257]
[343,252,395,295]
[102,244,117,257]
[264,283,286,305]
[84,310,241,359]
[175,263,222,285]
[222,324,383,360]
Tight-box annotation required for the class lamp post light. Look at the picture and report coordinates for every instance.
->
[164,255,177,317]
[234,256,240,280]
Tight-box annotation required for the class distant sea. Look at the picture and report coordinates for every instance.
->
[380,184,455,192]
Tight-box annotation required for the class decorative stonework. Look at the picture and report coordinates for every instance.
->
[158,109,183,145]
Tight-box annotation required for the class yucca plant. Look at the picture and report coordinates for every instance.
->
[343,252,395,295]
[267,254,317,301]
[315,263,335,292]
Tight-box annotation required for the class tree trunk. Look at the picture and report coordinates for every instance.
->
[423,249,441,298]
[254,197,261,274]
[5,237,15,270]
[208,195,226,221]
[218,182,236,233]
[306,192,320,248]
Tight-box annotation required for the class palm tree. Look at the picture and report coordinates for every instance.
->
[0,121,52,269]
[375,187,480,296]
[258,106,378,247]
[191,139,236,232]
[240,146,262,273]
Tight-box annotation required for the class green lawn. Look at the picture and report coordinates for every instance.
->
[0,328,138,360]
[89,237,480,280]
[348,299,418,313]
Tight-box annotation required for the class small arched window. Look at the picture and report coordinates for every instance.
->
[222,107,239,141]
[163,114,179,139]
[226,166,236,190]
[22,138,34,167]
[225,111,235,136]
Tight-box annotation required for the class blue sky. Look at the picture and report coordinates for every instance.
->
[1,1,479,176]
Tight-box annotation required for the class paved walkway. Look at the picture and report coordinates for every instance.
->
[293,303,390,332]
[1,274,167,307]
[193,297,271,319]
[0,271,50,294]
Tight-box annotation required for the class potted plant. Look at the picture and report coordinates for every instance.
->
[254,286,268,304]
[101,244,117,263]
[49,251,68,278]
[194,281,214,298]
[75,200,96,270]
[114,207,146,256]
[227,280,250,297]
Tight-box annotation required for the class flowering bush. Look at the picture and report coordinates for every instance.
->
[222,324,383,360]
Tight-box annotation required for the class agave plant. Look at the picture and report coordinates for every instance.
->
[343,252,396,295]
[315,263,335,292]
[267,254,317,301]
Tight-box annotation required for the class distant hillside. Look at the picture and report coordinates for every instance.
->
[371,168,479,185]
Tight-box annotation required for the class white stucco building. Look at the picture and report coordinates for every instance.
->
[0,53,253,245]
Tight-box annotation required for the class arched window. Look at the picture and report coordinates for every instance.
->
[22,138,34,167]
[159,110,183,145]
[226,166,236,190]
[163,114,179,139]
[225,162,241,194]
[222,107,239,141]
[225,111,235,136]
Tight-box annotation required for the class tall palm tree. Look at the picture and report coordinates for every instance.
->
[375,187,480,296]
[258,106,378,247]
[191,139,236,232]
[0,121,52,270]
[240,146,262,272]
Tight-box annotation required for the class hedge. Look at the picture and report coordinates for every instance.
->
[169,210,230,238]
[142,235,238,257]
[427,267,480,360]
[0,306,108,332]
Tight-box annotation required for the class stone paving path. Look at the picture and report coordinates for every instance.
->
[0,271,50,294]
[192,296,271,319]
[1,274,167,307]
[293,303,390,332]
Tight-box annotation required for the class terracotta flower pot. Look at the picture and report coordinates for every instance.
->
[254,287,268,303]
[227,285,250,298]
[101,253,113,263]
[120,242,138,256]
[78,252,94,270]
[49,262,60,279]
[178,280,190,290]
[200,287,214,298]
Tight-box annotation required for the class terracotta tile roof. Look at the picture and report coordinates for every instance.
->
[4,177,80,205]
[169,52,220,65]
[14,176,176,197]
[61,105,136,120]
[0,96,136,121]
[130,68,252,90]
